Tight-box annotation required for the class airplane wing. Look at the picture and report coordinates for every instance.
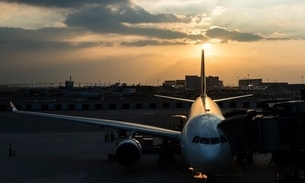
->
[213,94,253,102]
[155,94,253,103]
[154,95,195,103]
[9,102,181,140]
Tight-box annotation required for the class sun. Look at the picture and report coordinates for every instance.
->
[191,42,216,58]
[201,43,211,51]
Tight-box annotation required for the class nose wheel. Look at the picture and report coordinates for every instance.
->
[205,174,217,183]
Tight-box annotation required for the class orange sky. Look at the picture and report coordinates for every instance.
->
[1,1,305,86]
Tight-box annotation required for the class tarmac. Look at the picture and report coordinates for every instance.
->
[0,109,276,183]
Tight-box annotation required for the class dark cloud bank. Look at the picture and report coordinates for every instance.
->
[0,0,288,49]
[206,27,263,43]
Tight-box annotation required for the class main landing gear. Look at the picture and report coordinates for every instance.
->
[158,139,178,164]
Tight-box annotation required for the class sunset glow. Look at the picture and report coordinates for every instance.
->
[201,43,212,52]
[0,0,305,85]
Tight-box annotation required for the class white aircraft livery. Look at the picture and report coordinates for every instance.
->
[10,50,252,182]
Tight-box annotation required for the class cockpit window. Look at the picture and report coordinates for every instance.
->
[211,138,220,144]
[192,135,228,144]
[192,136,200,143]
[200,137,209,144]
[220,135,228,143]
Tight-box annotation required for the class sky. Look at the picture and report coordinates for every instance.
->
[1,0,305,86]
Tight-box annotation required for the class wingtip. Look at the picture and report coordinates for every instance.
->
[10,102,18,112]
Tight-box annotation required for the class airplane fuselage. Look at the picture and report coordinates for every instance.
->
[180,96,233,174]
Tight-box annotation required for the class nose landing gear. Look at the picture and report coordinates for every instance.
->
[205,174,217,183]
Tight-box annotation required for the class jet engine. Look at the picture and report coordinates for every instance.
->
[115,139,142,166]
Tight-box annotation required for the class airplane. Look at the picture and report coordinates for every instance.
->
[10,50,253,182]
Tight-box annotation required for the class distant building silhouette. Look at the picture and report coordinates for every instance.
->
[163,80,186,88]
[185,75,200,90]
[185,75,223,90]
[239,79,262,87]
[206,76,223,89]
[65,76,74,89]
[163,80,177,87]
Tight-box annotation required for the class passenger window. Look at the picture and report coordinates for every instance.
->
[211,138,220,144]
[200,137,210,144]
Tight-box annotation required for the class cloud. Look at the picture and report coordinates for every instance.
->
[218,0,305,9]
[0,0,124,8]
[120,40,188,47]
[110,4,191,24]
[0,27,112,51]
[64,4,200,40]
[207,2,305,40]
[3,0,200,43]
[0,2,68,29]
[206,27,263,43]
[2,0,302,50]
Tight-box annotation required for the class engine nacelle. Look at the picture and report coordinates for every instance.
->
[115,138,142,166]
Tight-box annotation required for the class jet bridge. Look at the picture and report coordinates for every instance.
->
[218,100,305,183]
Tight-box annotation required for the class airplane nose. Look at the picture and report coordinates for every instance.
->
[198,144,222,172]
[200,144,220,159]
